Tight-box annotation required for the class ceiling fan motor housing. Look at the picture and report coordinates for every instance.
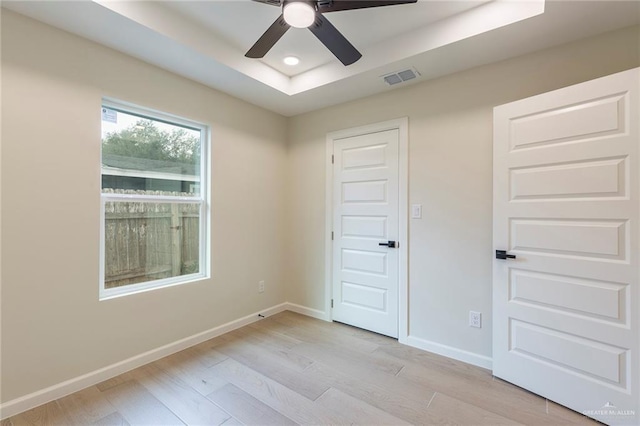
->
[283,0,318,9]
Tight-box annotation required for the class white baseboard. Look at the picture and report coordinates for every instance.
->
[285,302,329,321]
[405,335,493,370]
[0,302,289,420]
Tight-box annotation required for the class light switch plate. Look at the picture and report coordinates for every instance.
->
[411,204,422,219]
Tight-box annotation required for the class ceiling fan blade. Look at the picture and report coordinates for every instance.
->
[245,14,291,58]
[319,0,417,13]
[309,13,362,65]
[309,14,361,66]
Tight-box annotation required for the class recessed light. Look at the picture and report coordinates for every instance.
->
[283,56,300,66]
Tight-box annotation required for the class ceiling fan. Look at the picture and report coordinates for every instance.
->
[246,0,418,66]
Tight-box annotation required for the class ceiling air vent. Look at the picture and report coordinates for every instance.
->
[382,67,421,86]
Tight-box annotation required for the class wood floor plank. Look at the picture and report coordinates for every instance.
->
[377,340,494,384]
[373,342,545,423]
[396,351,556,424]
[267,311,313,327]
[228,326,313,371]
[57,385,117,425]
[293,341,443,411]
[302,361,438,425]
[273,314,381,354]
[7,401,72,426]
[315,387,410,425]
[92,412,130,426]
[388,345,542,425]
[153,347,229,397]
[247,317,297,338]
[427,392,523,425]
[100,379,185,425]
[210,357,351,425]
[208,333,331,400]
[207,383,297,426]
[546,400,600,424]
[246,321,304,349]
[219,417,244,426]
[291,339,407,384]
[181,343,229,368]
[330,320,399,346]
[132,363,231,426]
[278,311,397,349]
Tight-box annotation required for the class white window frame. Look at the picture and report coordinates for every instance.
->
[99,99,210,300]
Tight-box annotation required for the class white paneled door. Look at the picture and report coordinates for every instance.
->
[332,129,399,338]
[493,68,639,425]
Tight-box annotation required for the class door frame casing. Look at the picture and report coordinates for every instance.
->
[324,118,409,343]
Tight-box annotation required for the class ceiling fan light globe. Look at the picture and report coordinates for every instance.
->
[283,2,315,28]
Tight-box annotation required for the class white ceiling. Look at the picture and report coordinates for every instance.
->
[3,0,639,116]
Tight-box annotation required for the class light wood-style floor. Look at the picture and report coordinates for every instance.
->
[3,311,598,426]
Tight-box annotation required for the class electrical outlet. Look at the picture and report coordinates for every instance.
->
[258,280,265,293]
[469,311,482,328]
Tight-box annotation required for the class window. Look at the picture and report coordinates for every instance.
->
[100,100,209,299]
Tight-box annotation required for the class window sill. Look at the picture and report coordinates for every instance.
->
[99,272,210,301]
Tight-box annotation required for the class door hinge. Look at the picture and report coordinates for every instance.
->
[331,154,334,164]
[331,231,334,240]
[331,299,334,308]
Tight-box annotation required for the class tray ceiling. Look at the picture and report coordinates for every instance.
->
[3,1,639,116]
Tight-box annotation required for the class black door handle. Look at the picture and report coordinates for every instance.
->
[379,241,397,248]
[496,250,516,260]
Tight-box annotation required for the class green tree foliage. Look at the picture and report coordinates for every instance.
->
[102,119,200,164]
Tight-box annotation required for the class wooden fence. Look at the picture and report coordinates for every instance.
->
[103,190,200,288]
